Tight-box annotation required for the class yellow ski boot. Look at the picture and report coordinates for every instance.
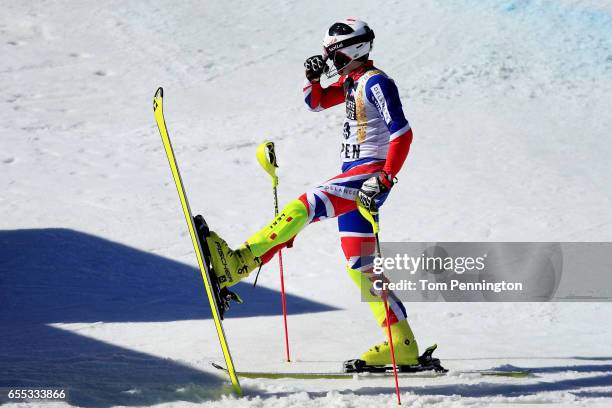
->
[203,199,308,288]
[205,231,261,289]
[360,320,419,366]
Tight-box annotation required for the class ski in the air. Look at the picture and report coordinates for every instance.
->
[152,87,242,395]
[211,362,530,380]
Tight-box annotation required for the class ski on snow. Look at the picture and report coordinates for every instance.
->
[153,87,242,395]
[211,362,530,380]
[212,342,527,380]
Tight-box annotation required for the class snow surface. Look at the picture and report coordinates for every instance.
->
[1,0,612,407]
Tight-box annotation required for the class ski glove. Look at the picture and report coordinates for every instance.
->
[304,55,326,83]
[358,172,395,212]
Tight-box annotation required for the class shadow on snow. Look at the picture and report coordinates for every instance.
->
[0,324,229,407]
[0,228,337,407]
[0,228,336,323]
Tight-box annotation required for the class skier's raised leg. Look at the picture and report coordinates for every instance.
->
[205,199,308,288]
[205,160,385,288]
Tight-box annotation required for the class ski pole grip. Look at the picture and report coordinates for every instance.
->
[256,141,279,187]
[356,198,379,234]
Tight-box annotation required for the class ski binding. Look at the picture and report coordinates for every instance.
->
[193,214,242,319]
[344,344,448,373]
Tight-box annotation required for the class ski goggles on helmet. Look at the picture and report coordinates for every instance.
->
[323,30,374,77]
[322,30,375,61]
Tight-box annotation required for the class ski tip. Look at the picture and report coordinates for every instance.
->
[155,87,163,98]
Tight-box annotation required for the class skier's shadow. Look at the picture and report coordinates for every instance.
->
[0,228,337,407]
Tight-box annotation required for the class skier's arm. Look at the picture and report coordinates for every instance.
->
[303,79,345,112]
[365,75,413,185]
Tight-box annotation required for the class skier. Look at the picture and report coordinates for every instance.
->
[205,18,417,367]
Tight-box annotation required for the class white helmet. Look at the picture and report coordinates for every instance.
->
[323,18,375,77]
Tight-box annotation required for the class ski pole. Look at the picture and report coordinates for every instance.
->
[256,141,291,363]
[357,198,401,405]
